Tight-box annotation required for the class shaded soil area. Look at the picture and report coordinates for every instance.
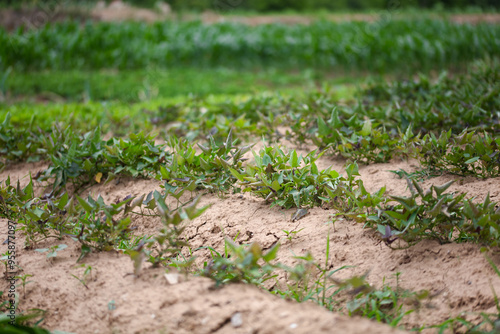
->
[1,148,499,333]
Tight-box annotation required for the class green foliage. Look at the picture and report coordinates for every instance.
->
[368,179,500,247]
[231,145,342,208]
[416,130,500,178]
[143,196,209,268]
[73,194,136,259]
[361,59,500,134]
[202,239,280,286]
[307,109,417,164]
[34,244,67,260]
[5,68,313,102]
[0,113,42,170]
[38,127,168,192]
[2,20,499,73]
[341,273,428,326]
[0,177,143,260]
[0,316,51,334]
[158,131,252,194]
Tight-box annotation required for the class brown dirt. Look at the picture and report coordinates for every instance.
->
[1,5,499,32]
[1,147,500,333]
[90,1,167,23]
[0,7,91,31]
[200,12,500,26]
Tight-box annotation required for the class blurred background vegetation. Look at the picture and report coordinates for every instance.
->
[0,0,498,11]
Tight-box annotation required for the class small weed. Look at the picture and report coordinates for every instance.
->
[202,239,280,287]
[35,244,68,261]
[14,274,34,298]
[282,227,305,243]
[71,264,94,290]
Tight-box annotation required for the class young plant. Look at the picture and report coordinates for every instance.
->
[341,273,428,326]
[126,196,208,273]
[71,264,95,289]
[415,130,500,179]
[282,227,305,243]
[202,239,280,287]
[74,195,137,261]
[14,274,34,298]
[34,244,68,261]
[367,179,500,247]
[231,145,341,209]
[158,130,253,195]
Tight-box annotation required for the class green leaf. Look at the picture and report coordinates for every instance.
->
[76,195,94,213]
[262,243,280,262]
[289,150,299,168]
[464,157,480,164]
[271,180,281,191]
[229,168,245,182]
[433,180,455,197]
[317,117,330,136]
[359,119,372,136]
[262,153,272,167]
[290,189,300,208]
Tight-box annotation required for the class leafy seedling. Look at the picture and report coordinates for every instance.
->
[15,274,34,298]
[282,227,305,243]
[71,264,95,289]
[35,244,68,261]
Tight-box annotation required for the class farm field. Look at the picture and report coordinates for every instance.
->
[0,6,500,334]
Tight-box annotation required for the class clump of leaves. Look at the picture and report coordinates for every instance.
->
[0,177,77,246]
[275,234,348,310]
[230,145,342,209]
[329,162,386,217]
[315,111,417,164]
[158,130,253,194]
[73,194,138,261]
[416,130,500,179]
[125,195,209,274]
[360,59,500,134]
[38,126,104,192]
[38,126,169,193]
[368,179,500,247]
[146,196,208,268]
[369,180,466,246]
[339,272,430,327]
[202,239,280,287]
[0,112,43,171]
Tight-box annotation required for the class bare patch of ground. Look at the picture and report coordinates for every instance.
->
[0,7,90,31]
[1,4,499,31]
[200,12,500,25]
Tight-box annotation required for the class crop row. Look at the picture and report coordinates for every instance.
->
[1,20,499,71]
[2,58,498,135]
[1,68,500,333]
[2,59,498,178]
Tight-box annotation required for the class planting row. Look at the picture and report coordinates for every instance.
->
[1,136,500,331]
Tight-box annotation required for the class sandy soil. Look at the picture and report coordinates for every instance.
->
[1,146,500,333]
